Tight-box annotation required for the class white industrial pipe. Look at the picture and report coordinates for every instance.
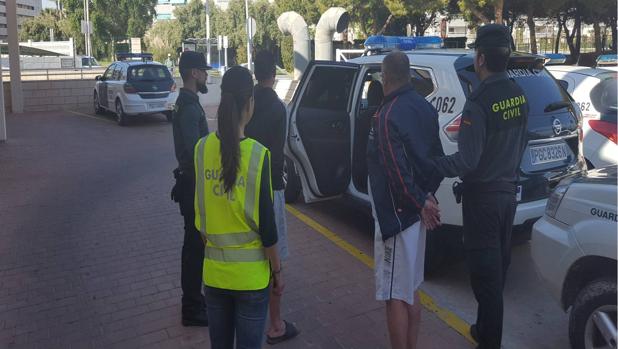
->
[277,11,310,80]
[315,7,350,61]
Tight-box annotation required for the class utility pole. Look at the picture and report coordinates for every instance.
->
[244,0,251,68]
[86,0,91,62]
[83,0,87,56]
[205,1,211,66]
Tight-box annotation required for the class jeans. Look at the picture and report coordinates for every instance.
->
[205,286,270,349]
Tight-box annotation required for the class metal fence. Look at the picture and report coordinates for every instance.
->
[1,68,107,82]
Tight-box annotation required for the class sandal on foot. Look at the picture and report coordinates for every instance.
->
[266,320,300,345]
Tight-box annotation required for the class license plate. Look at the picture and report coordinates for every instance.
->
[148,102,165,110]
[530,143,569,165]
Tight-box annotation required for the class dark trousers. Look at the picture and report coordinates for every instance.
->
[205,286,270,349]
[179,192,206,318]
[462,192,517,349]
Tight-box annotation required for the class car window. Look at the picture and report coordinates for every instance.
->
[358,70,383,111]
[111,65,122,80]
[357,66,436,111]
[458,64,571,116]
[300,66,357,111]
[590,73,617,114]
[128,65,171,81]
[103,64,115,80]
[410,68,436,97]
[557,79,569,91]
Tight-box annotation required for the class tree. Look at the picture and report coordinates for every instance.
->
[581,0,617,52]
[144,19,182,62]
[174,0,207,39]
[56,0,157,59]
[457,0,504,24]
[19,9,69,41]
[384,0,448,36]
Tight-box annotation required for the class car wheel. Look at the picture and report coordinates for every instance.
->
[164,111,173,123]
[284,156,301,203]
[93,92,104,115]
[115,99,127,126]
[569,278,617,349]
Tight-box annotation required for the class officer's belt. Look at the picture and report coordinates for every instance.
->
[462,181,517,195]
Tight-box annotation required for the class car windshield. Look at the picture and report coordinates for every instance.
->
[128,65,171,81]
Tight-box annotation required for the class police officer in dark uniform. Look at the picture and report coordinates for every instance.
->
[171,51,210,326]
[431,24,529,349]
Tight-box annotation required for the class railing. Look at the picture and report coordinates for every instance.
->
[1,68,107,82]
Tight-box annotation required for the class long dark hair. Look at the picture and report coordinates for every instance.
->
[217,66,254,193]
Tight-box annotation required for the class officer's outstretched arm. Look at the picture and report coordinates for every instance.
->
[432,102,486,178]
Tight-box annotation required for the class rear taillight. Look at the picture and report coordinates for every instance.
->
[589,119,617,144]
[124,83,137,94]
[444,114,461,142]
[171,82,177,92]
[545,183,569,219]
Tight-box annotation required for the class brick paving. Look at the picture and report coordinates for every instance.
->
[0,110,471,348]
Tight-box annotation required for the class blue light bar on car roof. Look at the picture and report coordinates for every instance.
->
[363,35,443,51]
[543,53,567,65]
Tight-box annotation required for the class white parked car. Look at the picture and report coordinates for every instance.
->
[532,165,617,349]
[284,39,586,271]
[547,66,617,169]
[93,60,178,126]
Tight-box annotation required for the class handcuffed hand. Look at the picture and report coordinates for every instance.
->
[421,198,441,231]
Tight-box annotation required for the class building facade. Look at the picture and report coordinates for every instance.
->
[0,0,42,41]
[155,0,230,21]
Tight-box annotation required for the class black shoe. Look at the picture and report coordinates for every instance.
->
[182,310,208,327]
[470,324,479,342]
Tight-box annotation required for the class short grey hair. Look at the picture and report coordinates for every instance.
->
[382,51,410,84]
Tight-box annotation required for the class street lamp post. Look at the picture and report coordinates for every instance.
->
[205,2,211,66]
[245,0,252,68]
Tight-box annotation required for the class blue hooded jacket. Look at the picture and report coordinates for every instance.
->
[367,83,445,241]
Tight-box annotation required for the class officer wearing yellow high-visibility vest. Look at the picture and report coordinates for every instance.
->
[194,66,283,349]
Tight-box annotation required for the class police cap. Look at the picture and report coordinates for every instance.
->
[470,24,512,49]
[178,51,212,70]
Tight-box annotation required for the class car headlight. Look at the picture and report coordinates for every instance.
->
[545,183,569,218]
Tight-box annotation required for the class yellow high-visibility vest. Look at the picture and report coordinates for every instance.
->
[194,133,272,291]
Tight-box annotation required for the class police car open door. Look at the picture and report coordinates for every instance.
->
[287,61,361,202]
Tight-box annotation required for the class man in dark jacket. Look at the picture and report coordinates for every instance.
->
[367,51,443,349]
[171,51,210,327]
[431,25,528,349]
[245,51,299,344]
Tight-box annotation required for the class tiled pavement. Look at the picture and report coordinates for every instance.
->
[0,110,472,348]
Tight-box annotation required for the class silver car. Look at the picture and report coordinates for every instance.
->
[532,166,617,349]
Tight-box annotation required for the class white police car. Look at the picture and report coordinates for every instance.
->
[546,66,617,169]
[93,56,178,126]
[284,36,586,270]
[532,166,617,349]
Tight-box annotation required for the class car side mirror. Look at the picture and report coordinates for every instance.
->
[95,75,102,81]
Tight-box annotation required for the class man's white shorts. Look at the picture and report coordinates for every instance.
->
[369,181,427,305]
